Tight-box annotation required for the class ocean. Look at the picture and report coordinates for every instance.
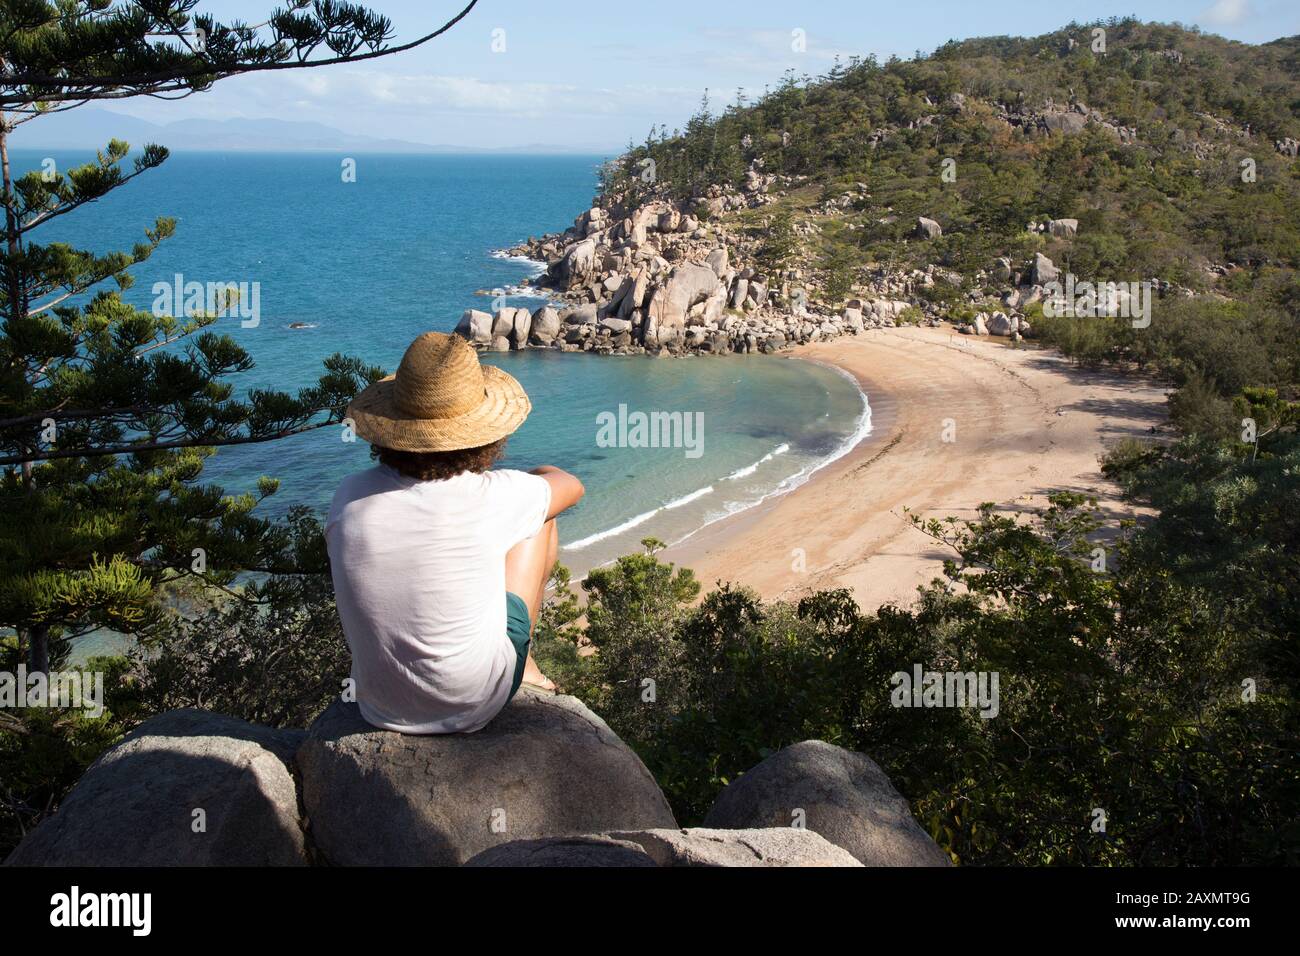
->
[18,149,870,581]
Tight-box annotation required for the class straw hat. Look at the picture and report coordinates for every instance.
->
[346,332,531,451]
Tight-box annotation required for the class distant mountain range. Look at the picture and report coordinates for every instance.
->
[10,108,611,154]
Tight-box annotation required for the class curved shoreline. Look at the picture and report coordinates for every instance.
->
[558,353,873,574]
[661,325,1168,611]
[663,358,874,552]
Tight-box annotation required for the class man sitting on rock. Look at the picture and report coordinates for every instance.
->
[325,332,585,733]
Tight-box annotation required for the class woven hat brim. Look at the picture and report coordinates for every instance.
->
[346,364,531,452]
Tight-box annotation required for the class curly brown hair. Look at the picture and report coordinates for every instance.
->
[371,438,508,481]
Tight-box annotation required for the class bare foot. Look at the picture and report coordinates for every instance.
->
[522,653,556,691]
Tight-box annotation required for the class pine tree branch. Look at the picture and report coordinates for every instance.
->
[0,405,146,429]
[0,0,481,106]
[0,415,349,466]
[15,160,161,236]
[7,99,91,124]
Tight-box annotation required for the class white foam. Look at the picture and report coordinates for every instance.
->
[565,484,715,551]
[564,363,873,560]
[673,366,873,547]
[489,283,550,300]
[489,249,547,276]
[723,442,790,481]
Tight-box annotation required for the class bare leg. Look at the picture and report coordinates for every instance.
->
[505,519,559,689]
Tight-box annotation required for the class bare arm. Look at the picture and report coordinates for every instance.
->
[531,465,585,519]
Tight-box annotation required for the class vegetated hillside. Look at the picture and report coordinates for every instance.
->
[604,18,1300,309]
[522,19,1296,867]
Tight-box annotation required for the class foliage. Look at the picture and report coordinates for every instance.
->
[819,241,860,305]
[0,1,472,671]
[0,0,478,109]
[134,514,349,729]
[538,493,1298,866]
[6,11,1297,870]
[0,0,474,860]
[598,20,1300,300]
[758,210,798,273]
[0,646,141,855]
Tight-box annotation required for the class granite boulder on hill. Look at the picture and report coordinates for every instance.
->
[296,691,677,865]
[4,703,948,867]
[3,709,308,866]
[703,740,952,866]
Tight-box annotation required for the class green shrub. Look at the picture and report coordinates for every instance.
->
[541,491,1298,865]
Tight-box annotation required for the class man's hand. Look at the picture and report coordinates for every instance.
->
[531,465,585,519]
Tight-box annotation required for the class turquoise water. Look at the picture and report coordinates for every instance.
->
[18,150,869,576]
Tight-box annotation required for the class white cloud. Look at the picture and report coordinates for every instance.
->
[279,70,638,119]
[1199,0,1253,26]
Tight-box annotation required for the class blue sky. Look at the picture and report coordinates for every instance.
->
[71,0,1300,149]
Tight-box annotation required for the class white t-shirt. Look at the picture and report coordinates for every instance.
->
[325,465,552,733]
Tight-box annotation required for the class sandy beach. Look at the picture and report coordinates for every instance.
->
[663,325,1168,611]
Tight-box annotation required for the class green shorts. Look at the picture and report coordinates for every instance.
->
[505,591,533,701]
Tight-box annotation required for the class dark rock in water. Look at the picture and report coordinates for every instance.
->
[4,709,307,867]
[703,740,951,866]
[296,691,677,866]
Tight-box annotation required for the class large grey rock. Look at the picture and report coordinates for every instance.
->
[702,740,950,867]
[509,307,532,348]
[466,828,860,867]
[730,277,750,310]
[561,303,599,326]
[700,285,727,326]
[557,238,597,287]
[454,309,493,345]
[601,273,625,297]
[705,247,729,276]
[490,308,517,339]
[528,306,560,346]
[4,709,307,867]
[1047,218,1078,239]
[986,312,1016,336]
[465,835,657,867]
[645,262,722,342]
[613,827,861,867]
[618,269,649,319]
[1032,252,1059,285]
[633,201,669,232]
[297,693,676,866]
[606,274,633,310]
[916,216,943,239]
[1041,111,1088,134]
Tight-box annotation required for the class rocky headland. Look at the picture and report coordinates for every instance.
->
[461,129,1194,358]
[465,186,934,357]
